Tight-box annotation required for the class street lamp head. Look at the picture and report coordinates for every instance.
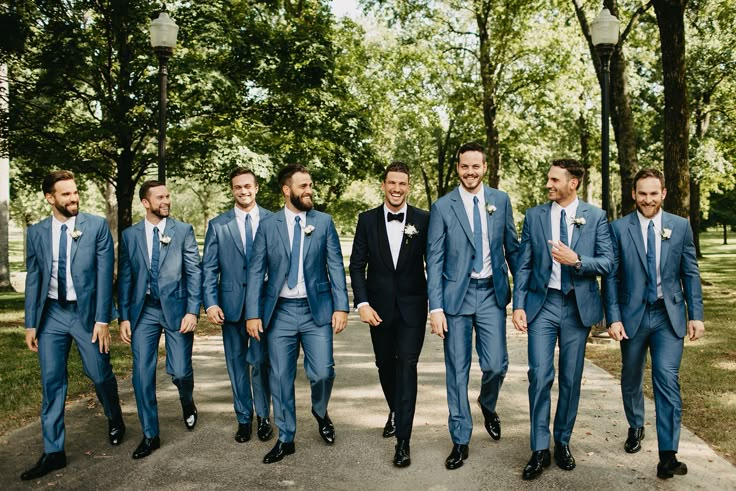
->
[149,12,179,49]
[591,8,619,46]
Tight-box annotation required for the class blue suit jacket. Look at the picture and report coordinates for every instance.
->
[24,213,114,331]
[202,206,272,322]
[426,185,520,315]
[245,208,349,328]
[118,217,202,331]
[604,211,704,338]
[513,200,614,327]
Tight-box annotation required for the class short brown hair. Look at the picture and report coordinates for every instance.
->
[383,161,410,181]
[42,170,75,195]
[139,180,167,201]
[551,159,585,190]
[277,164,309,189]
[457,142,485,162]
[229,167,259,187]
[633,168,665,190]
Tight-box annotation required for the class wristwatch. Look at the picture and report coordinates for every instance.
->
[574,254,583,271]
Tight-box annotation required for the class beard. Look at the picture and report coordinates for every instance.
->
[290,192,313,212]
[151,205,170,219]
[55,201,79,218]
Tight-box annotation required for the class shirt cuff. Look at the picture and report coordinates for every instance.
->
[430,308,444,314]
[205,305,219,313]
[356,302,369,311]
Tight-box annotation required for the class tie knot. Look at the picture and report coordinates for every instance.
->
[153,227,159,237]
[295,216,301,224]
[61,224,68,232]
[245,213,251,222]
[561,209,567,219]
[473,196,479,205]
[648,220,655,229]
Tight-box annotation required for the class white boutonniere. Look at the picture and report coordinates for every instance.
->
[304,224,315,236]
[404,224,418,238]
[661,228,672,240]
[160,235,172,245]
[486,204,497,215]
[571,216,586,227]
[70,229,83,240]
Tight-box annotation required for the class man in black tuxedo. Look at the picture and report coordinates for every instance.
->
[349,161,430,468]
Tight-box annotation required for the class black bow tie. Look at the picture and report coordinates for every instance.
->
[387,212,404,222]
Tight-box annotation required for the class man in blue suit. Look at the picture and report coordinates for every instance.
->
[512,159,614,480]
[604,168,704,479]
[118,180,202,460]
[202,167,273,443]
[426,142,520,470]
[246,164,349,464]
[21,170,124,480]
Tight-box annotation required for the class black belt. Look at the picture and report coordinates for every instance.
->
[469,277,493,288]
[647,298,665,308]
[47,298,77,307]
[145,295,161,307]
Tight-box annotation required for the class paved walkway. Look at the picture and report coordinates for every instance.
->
[1,314,735,490]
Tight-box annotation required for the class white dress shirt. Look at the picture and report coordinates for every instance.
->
[458,186,492,278]
[549,198,579,291]
[234,205,260,249]
[279,207,308,299]
[385,203,407,268]
[144,217,167,295]
[49,215,77,301]
[637,209,663,299]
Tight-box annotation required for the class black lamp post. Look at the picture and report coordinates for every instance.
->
[591,8,620,218]
[149,10,179,183]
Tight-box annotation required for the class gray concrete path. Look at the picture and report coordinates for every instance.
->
[1,314,735,490]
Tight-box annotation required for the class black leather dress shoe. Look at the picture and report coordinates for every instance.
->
[522,449,551,480]
[554,443,576,470]
[20,452,66,480]
[182,402,198,430]
[235,422,252,443]
[477,397,500,440]
[132,436,160,459]
[624,427,645,453]
[263,441,295,464]
[312,409,335,445]
[444,444,469,470]
[257,416,273,441]
[383,411,396,438]
[657,456,688,479]
[393,439,411,467]
[108,419,126,446]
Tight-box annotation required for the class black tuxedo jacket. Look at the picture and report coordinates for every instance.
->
[349,204,430,328]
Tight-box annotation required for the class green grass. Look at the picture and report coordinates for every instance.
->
[586,230,736,464]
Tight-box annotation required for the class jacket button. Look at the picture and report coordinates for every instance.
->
[242,283,247,287]
[468,273,471,278]
[544,283,548,288]
[243,266,246,270]
[471,254,475,259]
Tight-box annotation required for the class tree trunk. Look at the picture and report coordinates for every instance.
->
[115,158,135,247]
[0,64,13,291]
[476,2,501,189]
[578,112,592,202]
[690,178,701,257]
[653,0,690,218]
[723,224,727,245]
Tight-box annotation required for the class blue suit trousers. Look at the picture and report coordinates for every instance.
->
[527,289,590,451]
[621,301,683,451]
[37,300,121,453]
[268,298,335,443]
[222,321,270,423]
[131,303,194,438]
[444,279,508,445]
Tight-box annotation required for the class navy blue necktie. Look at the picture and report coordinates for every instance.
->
[560,210,572,294]
[646,220,658,303]
[287,216,301,289]
[472,196,483,273]
[245,213,253,260]
[150,227,161,300]
[58,224,68,305]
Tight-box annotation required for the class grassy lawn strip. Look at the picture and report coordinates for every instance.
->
[0,294,223,438]
[586,230,736,464]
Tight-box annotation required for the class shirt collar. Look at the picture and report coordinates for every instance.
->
[551,198,579,217]
[383,203,407,221]
[235,205,259,221]
[458,185,485,205]
[52,215,76,231]
[145,217,166,233]
[284,206,306,224]
[636,209,662,230]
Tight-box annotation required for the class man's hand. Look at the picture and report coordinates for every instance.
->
[430,311,448,339]
[246,319,263,341]
[333,311,348,334]
[358,305,382,327]
[179,313,198,334]
[120,320,132,345]
[206,306,225,325]
[548,240,578,266]
[512,309,528,333]
[607,321,628,341]
[92,323,112,354]
[688,320,705,341]
[25,328,38,352]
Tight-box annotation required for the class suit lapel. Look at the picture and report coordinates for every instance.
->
[627,213,647,271]
[540,202,553,244]
[395,206,414,272]
[158,218,176,267]
[226,210,245,258]
[275,209,291,258]
[376,206,395,271]
[40,218,53,275]
[484,186,495,247]
[302,210,316,260]
[135,221,150,269]
[70,213,85,266]
[570,201,587,250]
[449,188,474,245]
[660,212,672,274]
